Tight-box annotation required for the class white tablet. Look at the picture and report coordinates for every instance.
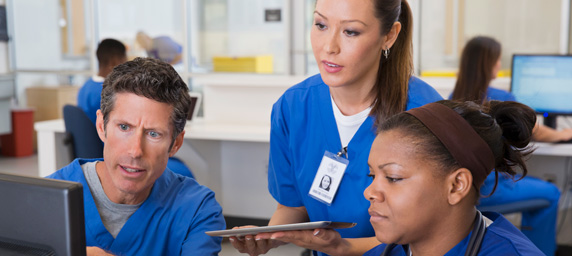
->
[205,221,356,237]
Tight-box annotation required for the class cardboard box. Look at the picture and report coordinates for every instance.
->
[213,55,273,73]
[26,86,79,122]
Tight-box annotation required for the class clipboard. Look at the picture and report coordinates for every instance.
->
[205,221,356,237]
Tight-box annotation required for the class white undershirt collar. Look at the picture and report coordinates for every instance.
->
[331,95,372,148]
[92,75,105,83]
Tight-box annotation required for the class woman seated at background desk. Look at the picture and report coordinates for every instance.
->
[364,100,543,255]
[450,36,563,255]
[450,36,572,142]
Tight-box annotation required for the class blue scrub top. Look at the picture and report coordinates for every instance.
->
[363,212,543,256]
[77,77,103,125]
[268,74,443,247]
[48,159,225,256]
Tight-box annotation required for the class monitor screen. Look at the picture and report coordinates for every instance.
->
[510,54,572,115]
[0,173,86,256]
[186,92,202,122]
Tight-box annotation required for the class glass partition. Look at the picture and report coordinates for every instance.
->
[97,0,184,68]
[7,0,572,79]
[188,0,288,74]
[305,0,318,76]
[420,0,567,74]
[9,0,89,70]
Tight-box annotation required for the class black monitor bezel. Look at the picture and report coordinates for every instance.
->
[0,173,86,256]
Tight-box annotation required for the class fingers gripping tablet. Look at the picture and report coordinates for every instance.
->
[205,221,356,237]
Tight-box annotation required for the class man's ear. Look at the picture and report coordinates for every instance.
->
[95,109,106,143]
[383,21,402,50]
[446,168,473,205]
[168,130,185,157]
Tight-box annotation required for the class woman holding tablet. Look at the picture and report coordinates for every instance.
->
[230,0,441,255]
[364,100,543,255]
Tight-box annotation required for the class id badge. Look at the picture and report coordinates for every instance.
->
[309,151,349,205]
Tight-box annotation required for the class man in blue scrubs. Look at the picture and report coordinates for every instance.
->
[49,57,224,255]
[77,38,127,125]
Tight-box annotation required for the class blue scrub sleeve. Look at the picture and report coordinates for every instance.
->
[181,191,225,256]
[267,97,304,207]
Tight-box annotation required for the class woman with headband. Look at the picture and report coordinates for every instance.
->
[364,100,543,255]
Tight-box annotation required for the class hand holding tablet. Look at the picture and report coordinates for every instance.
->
[205,221,356,237]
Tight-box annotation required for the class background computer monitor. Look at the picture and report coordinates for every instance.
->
[0,173,86,256]
[186,91,202,122]
[510,54,572,128]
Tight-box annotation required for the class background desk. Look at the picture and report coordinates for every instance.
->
[526,142,572,190]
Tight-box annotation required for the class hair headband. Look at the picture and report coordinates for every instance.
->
[405,103,495,186]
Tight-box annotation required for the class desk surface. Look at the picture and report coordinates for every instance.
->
[530,142,572,157]
[34,119,271,143]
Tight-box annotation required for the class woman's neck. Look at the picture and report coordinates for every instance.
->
[329,83,375,116]
[409,208,477,256]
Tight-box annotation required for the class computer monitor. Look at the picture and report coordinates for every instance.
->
[0,173,86,256]
[186,91,202,122]
[510,54,572,128]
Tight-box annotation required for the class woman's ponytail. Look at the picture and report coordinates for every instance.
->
[371,0,414,128]
[486,100,536,178]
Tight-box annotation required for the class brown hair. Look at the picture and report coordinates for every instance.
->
[451,36,502,103]
[370,0,414,127]
[378,100,536,197]
[100,57,191,148]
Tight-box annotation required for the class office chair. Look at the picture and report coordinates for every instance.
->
[167,157,195,179]
[63,105,104,159]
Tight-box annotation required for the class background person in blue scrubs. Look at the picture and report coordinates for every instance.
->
[49,58,225,256]
[451,36,567,255]
[230,0,442,255]
[77,38,127,125]
[364,100,543,256]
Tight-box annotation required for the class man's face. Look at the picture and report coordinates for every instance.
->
[95,92,184,204]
